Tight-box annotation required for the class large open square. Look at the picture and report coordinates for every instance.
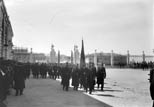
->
[87,68,152,107]
[6,68,152,107]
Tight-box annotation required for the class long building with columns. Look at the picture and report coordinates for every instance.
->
[0,0,14,60]
[86,50,154,67]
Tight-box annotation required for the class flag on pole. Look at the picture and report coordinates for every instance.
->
[80,39,85,68]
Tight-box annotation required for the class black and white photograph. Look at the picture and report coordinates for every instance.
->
[0,0,153,107]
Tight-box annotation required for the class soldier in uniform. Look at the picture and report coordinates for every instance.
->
[150,66,154,107]
[97,63,106,91]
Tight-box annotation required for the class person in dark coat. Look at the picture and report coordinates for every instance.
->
[48,65,53,79]
[72,64,79,91]
[24,63,31,79]
[79,67,84,89]
[53,64,58,80]
[150,67,154,107]
[87,64,96,94]
[62,63,71,91]
[14,64,26,96]
[97,63,106,91]
[0,67,6,102]
[91,64,96,90]
[83,66,89,92]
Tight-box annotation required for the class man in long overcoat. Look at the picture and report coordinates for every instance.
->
[87,64,96,94]
[14,64,26,96]
[72,65,79,91]
[62,63,71,91]
[97,63,106,91]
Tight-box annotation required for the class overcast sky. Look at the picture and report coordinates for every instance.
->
[4,0,153,56]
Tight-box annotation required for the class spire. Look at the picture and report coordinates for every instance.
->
[80,39,85,68]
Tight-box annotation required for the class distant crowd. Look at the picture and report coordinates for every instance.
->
[129,61,154,70]
[115,61,154,70]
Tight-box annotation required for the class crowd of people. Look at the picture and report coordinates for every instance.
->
[0,59,27,106]
[28,62,106,94]
[129,61,154,70]
[60,63,106,94]
[0,59,107,106]
[0,58,154,107]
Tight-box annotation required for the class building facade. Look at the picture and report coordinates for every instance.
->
[86,52,127,66]
[33,53,47,63]
[86,51,154,67]
[12,47,47,63]
[0,0,13,60]
[12,47,30,63]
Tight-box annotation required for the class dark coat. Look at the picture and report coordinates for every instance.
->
[14,65,25,90]
[72,68,79,87]
[62,66,71,86]
[0,69,5,101]
[87,68,95,88]
[150,69,154,100]
[97,67,106,84]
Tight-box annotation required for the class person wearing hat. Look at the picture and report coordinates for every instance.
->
[62,62,71,91]
[14,63,26,96]
[97,63,106,91]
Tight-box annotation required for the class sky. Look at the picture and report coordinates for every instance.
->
[4,0,153,56]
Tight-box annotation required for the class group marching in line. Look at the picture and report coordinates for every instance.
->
[26,62,106,94]
[0,59,106,104]
[0,58,154,107]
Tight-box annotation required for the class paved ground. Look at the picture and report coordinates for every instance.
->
[6,68,153,107]
[85,69,152,107]
[6,78,112,107]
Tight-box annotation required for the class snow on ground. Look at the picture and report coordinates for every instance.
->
[7,68,152,107]
[58,68,152,107]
